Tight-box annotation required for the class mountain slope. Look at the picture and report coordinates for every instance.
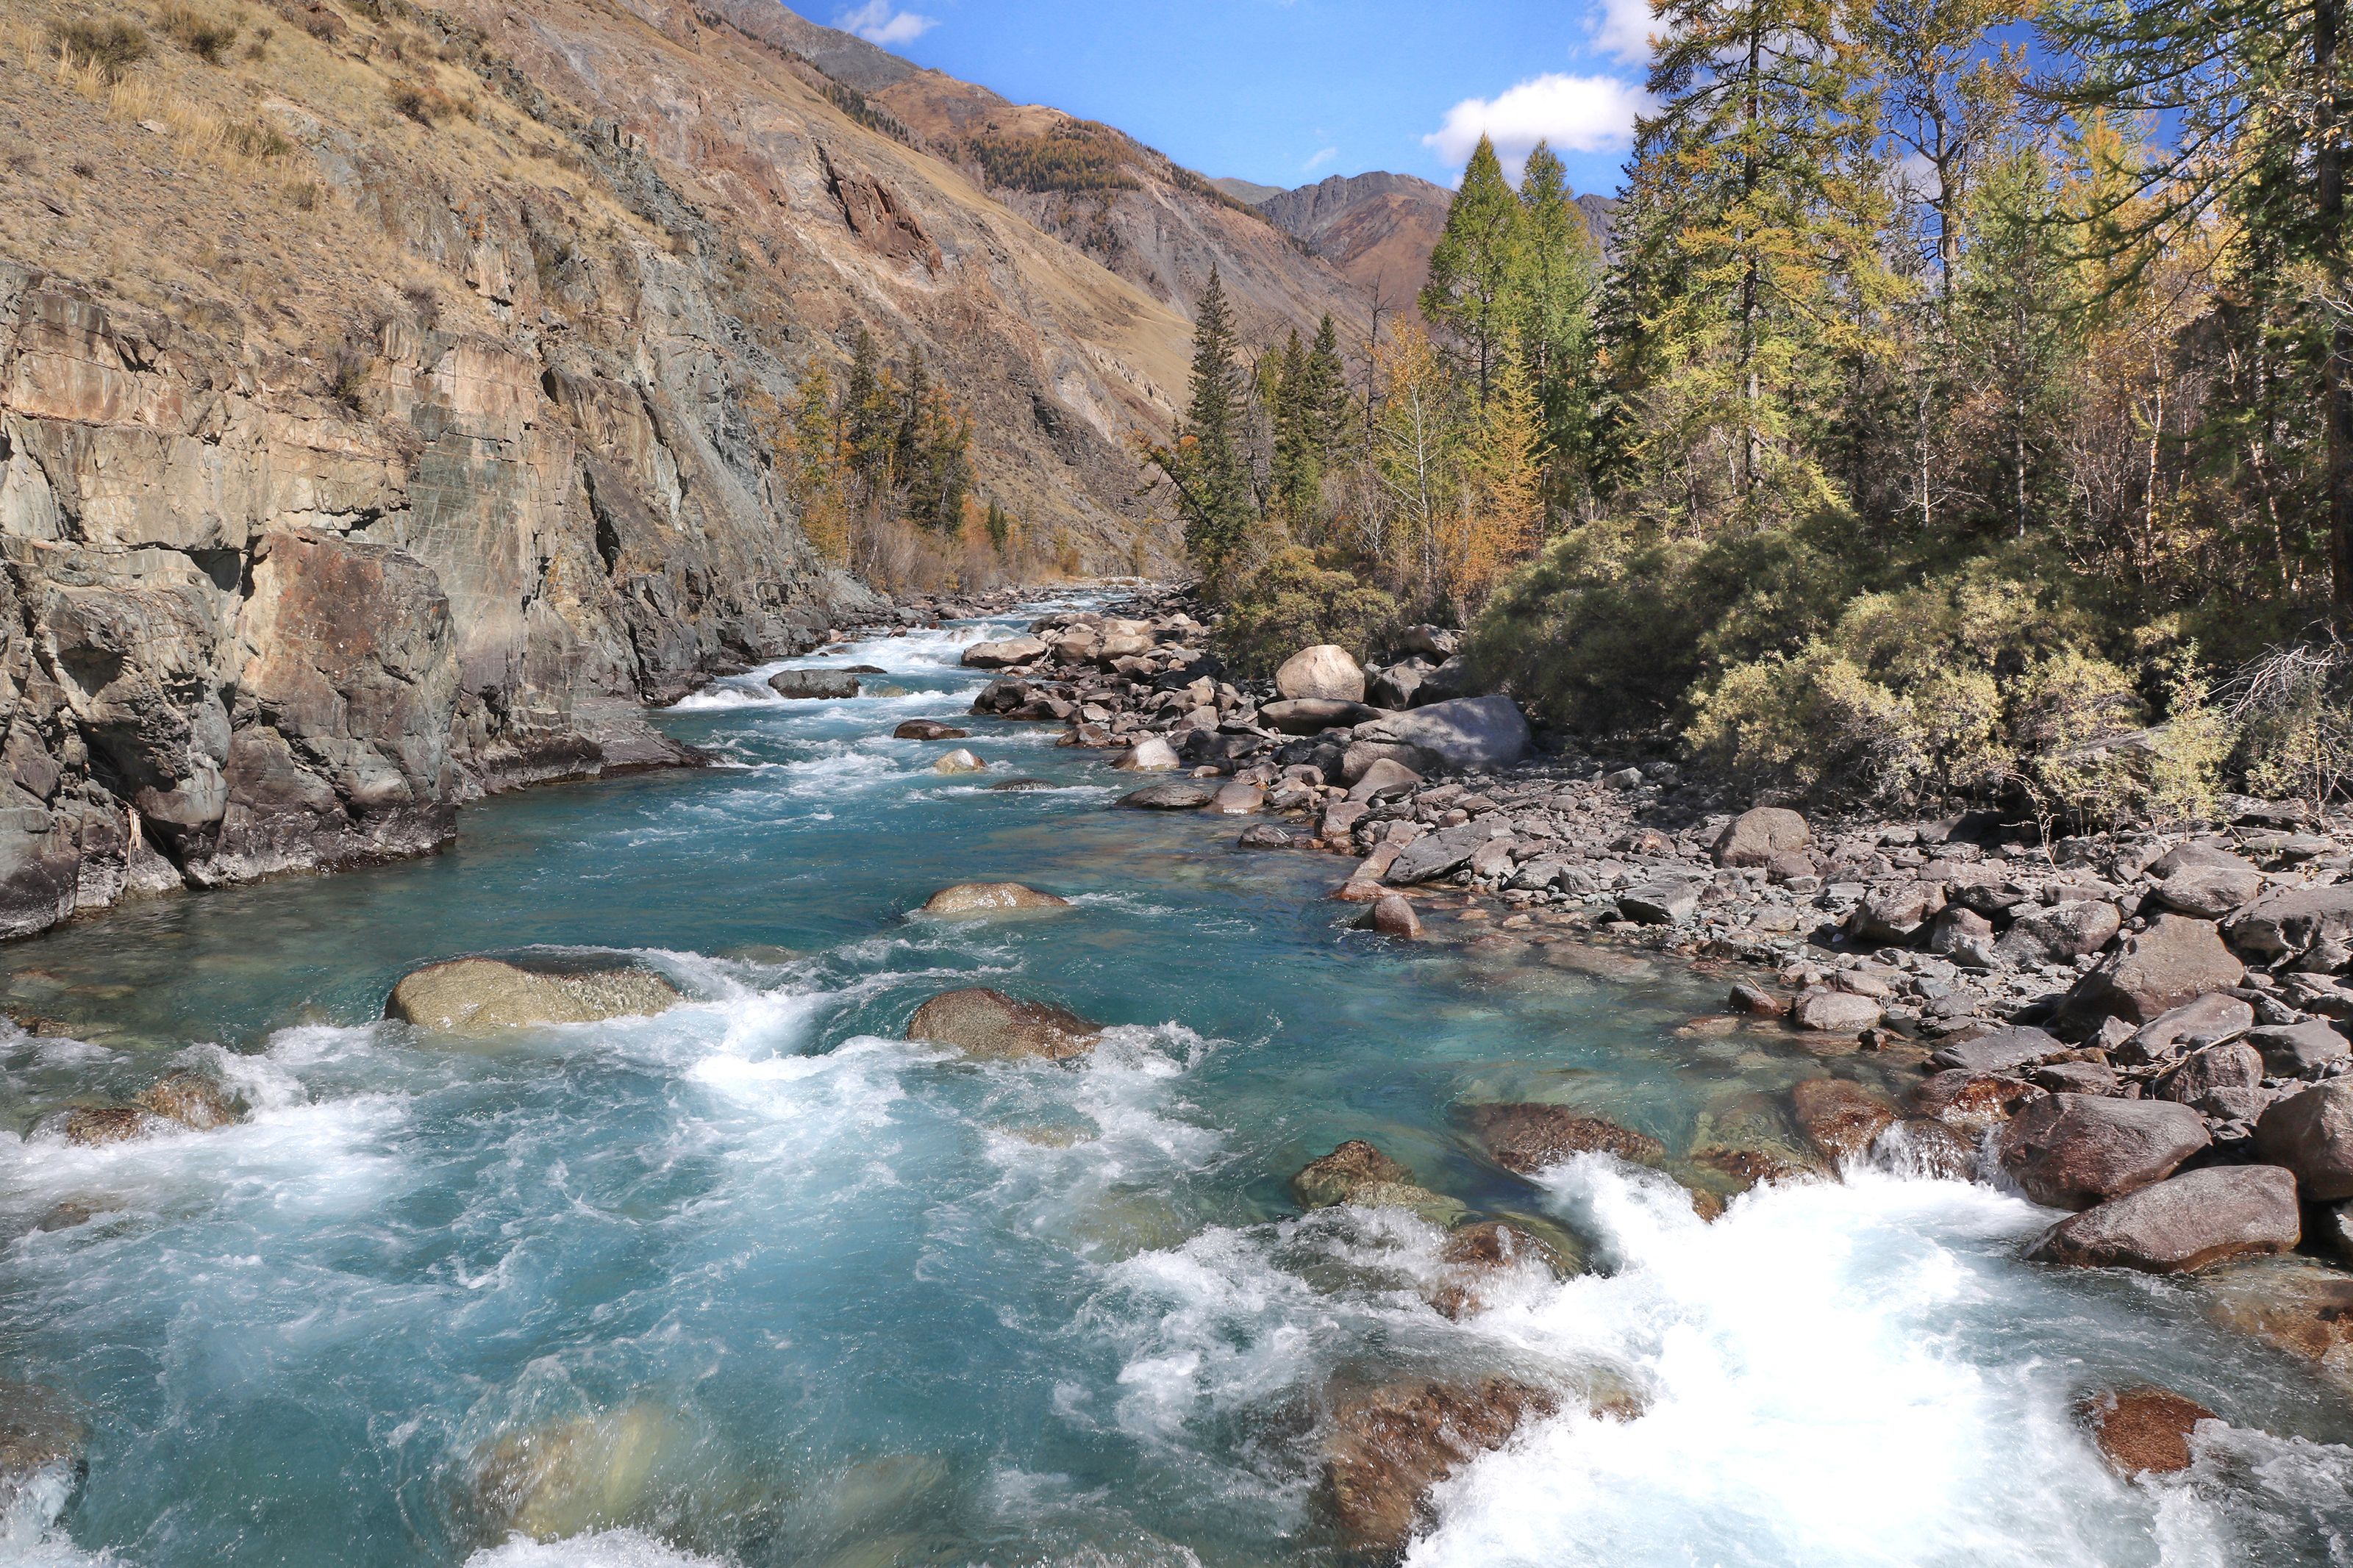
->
[1256,171,1454,312]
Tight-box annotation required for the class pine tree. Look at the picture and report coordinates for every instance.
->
[842,327,901,493]
[1156,265,1260,571]
[1271,328,1318,523]
[1513,141,1601,513]
[1421,135,1528,403]
[778,362,849,565]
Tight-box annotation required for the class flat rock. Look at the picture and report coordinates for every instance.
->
[962,637,1047,670]
[1996,1093,2210,1210]
[1346,757,1423,801]
[2115,992,2255,1067]
[767,668,859,699]
[904,987,1100,1060]
[1290,1139,1463,1225]
[1929,1024,2068,1075]
[2253,1079,2353,1200]
[1275,645,1367,702]
[1713,806,1810,869]
[1387,823,1490,886]
[2076,1387,2215,1475]
[2030,1165,2300,1272]
[1119,782,1213,810]
[2249,1020,2351,1078]
[1260,698,1380,734]
[893,719,968,740]
[1793,990,1882,1033]
[2152,864,2264,919]
[1996,901,2121,967]
[1321,1378,1560,1562]
[1620,879,1702,926]
[2063,914,2245,1027]
[1350,695,1531,771]
[918,882,1070,917]
[1466,1102,1665,1175]
[387,958,682,1037]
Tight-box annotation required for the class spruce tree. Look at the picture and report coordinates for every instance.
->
[1168,265,1259,570]
[1513,141,1601,511]
[1421,135,1528,403]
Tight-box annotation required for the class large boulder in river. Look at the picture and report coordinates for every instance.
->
[962,637,1048,670]
[1349,696,1529,771]
[2029,1166,2299,1272]
[1465,1102,1664,1175]
[1113,737,1182,771]
[932,748,985,774]
[2076,1387,2215,1476]
[2225,883,2353,966]
[2061,914,2244,1027]
[1275,645,1367,702]
[1713,807,1810,868]
[1321,1378,1561,1563]
[1788,1078,1899,1163]
[1260,698,1382,735]
[767,668,860,700]
[1119,781,1213,810]
[918,883,1070,917]
[904,987,1099,1060]
[1996,1093,2210,1209]
[468,1405,672,1542]
[1290,1139,1463,1224]
[387,959,682,1036]
[2254,1079,2353,1200]
[893,719,968,741]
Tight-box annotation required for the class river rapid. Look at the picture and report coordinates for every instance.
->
[4,603,2353,1567]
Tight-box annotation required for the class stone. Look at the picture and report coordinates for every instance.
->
[1113,737,1182,771]
[1260,698,1381,734]
[2029,1166,2299,1272]
[1346,758,1424,802]
[1789,1077,1899,1163]
[1924,906,1997,963]
[63,1106,158,1146]
[1118,782,1213,810]
[1793,990,1882,1034]
[1713,806,1810,868]
[1929,1024,2069,1075]
[1365,663,1424,710]
[766,668,859,699]
[1238,823,1297,850]
[1466,1102,1665,1174]
[1996,1094,2210,1210]
[1321,1378,1560,1563]
[904,987,1100,1060]
[1877,1117,1981,1179]
[2076,1387,2215,1476]
[1846,881,1945,946]
[1274,645,1368,703]
[1996,901,2122,966]
[2035,1061,2120,1095]
[135,1073,238,1131]
[2152,863,2264,920]
[1388,824,1492,887]
[387,958,682,1036]
[893,719,968,741]
[1290,1140,1463,1225]
[961,637,1048,670]
[985,778,1051,792]
[0,1379,88,1520]
[2249,1020,2351,1078]
[468,1405,671,1543]
[2063,914,2246,1027]
[1620,879,1702,926]
[2115,992,2256,1067]
[1430,1221,1570,1319]
[2225,884,2353,966]
[971,678,1032,715]
[932,748,985,774]
[1349,696,1530,771]
[1912,1071,2040,1135]
[918,882,1070,917]
[1729,981,1786,1017]
[2156,1042,2265,1108]
[1361,894,1421,938]
[2253,1079,2353,1200]
[1209,782,1265,816]
[2200,1260,2353,1392]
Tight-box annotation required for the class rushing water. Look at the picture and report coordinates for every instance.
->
[4,604,2353,1567]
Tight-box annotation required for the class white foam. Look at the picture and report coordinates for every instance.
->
[463,1530,727,1568]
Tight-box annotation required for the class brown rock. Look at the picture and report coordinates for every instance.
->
[1713,806,1810,869]
[1360,894,1421,938]
[1466,1103,1665,1175]
[135,1073,237,1131]
[1793,989,1882,1034]
[63,1106,154,1146]
[1911,1070,2040,1134]
[1846,882,1945,946]
[1321,1378,1560,1563]
[893,719,968,741]
[961,637,1048,670]
[1789,1078,1899,1164]
[1290,1140,1464,1225]
[2115,992,2256,1067]
[1431,1221,1569,1320]
[1877,1117,1979,1179]
[904,988,1099,1060]
[918,882,1070,917]
[387,959,682,1037]
[2029,1166,2299,1272]
[2076,1386,2215,1475]
[2201,1261,2353,1391]
[1996,1094,2210,1210]
[2063,914,2245,1027]
[2252,1079,2353,1200]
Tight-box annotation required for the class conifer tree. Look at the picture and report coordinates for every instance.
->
[1151,265,1260,572]
[1459,348,1546,612]
[1513,141,1601,509]
[1421,136,1529,403]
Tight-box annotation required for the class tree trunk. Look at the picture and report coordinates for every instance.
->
[2321,0,2353,623]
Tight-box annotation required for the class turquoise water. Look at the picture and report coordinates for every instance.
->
[5,606,2353,1567]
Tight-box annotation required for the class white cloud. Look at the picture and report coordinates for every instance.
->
[1303,146,1338,172]
[1591,0,1653,65]
[833,0,935,46]
[1423,73,1648,182]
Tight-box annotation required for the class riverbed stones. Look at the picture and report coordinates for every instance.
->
[1996,901,2123,967]
[1996,1094,2210,1209]
[0,1381,87,1519]
[1290,1140,1464,1224]
[2225,883,2353,966]
[2250,1020,2351,1078]
[2117,992,2256,1067]
[893,719,968,740]
[962,637,1048,670]
[1619,878,1702,926]
[1713,806,1810,868]
[2253,1080,2353,1199]
[1320,1378,1560,1562]
[2064,914,2246,1027]
[1261,698,1381,734]
[1113,737,1181,771]
[904,988,1100,1061]
[1275,645,1367,703]
[385,958,682,1036]
[1847,882,1945,946]
[469,1405,670,1542]
[1431,1221,1569,1319]
[767,668,860,700]
[1793,989,1882,1034]
[1361,894,1421,938]
[1347,758,1423,802]
[135,1073,238,1131]
[918,883,1070,917]
[1350,696,1530,771]
[1929,1024,2069,1075]
[932,748,985,774]
[1788,1078,1899,1164]
[2029,1166,2299,1272]
[1119,781,1213,810]
[2076,1387,2215,1475]
[1386,824,1490,886]
[1466,1102,1664,1175]
[1210,782,1265,816]
[2200,1261,2353,1390]
[2150,859,2264,920]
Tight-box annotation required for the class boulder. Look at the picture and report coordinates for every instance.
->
[2152,863,2264,920]
[893,719,968,741]
[387,958,682,1036]
[2253,1079,2353,1200]
[0,1379,87,1519]
[2063,914,2245,1027]
[1365,663,1424,710]
[1387,823,1492,887]
[468,1405,671,1543]
[1924,906,1998,965]
[2249,1020,2351,1078]
[766,668,860,700]
[1929,1024,2069,1075]
[1789,1078,1899,1163]
[1431,1221,1571,1319]
[2029,1166,2299,1272]
[2035,1061,2120,1095]
[2115,992,2255,1067]
[1113,737,1182,771]
[904,987,1100,1061]
[1846,881,1946,946]
[932,748,985,774]
[2075,1387,2215,1476]
[1793,990,1882,1033]
[1346,757,1424,801]
[1209,782,1265,816]
[2155,1042,2265,1109]
[918,883,1070,917]
[1275,645,1368,703]
[1238,823,1298,850]
[135,1073,238,1131]
[970,677,1031,715]
[1350,695,1529,771]
[61,1106,157,1146]
[1260,698,1381,734]
[2224,883,2353,965]
[1913,1070,2040,1135]
[1713,807,1810,869]
[1466,1102,1665,1175]
[1290,1140,1463,1225]
[962,637,1048,670]
[1620,878,1702,926]
[1360,894,1421,938]
[1996,1094,2210,1209]
[1996,901,2123,967]
[2201,1261,2353,1391]
[1119,782,1213,810]
[1321,1378,1560,1563]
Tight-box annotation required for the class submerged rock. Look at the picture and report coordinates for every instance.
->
[2200,1261,2353,1392]
[1788,1078,1899,1164]
[468,1405,671,1543]
[893,719,968,741]
[135,1073,238,1131]
[61,1106,161,1146]
[1429,1221,1571,1319]
[1290,1140,1465,1225]
[904,987,1100,1060]
[1119,782,1213,810]
[1465,1102,1664,1175]
[2029,1166,2299,1272]
[1360,894,1421,938]
[2076,1386,2215,1476]
[918,882,1071,917]
[0,1381,87,1524]
[1320,1378,1563,1562]
[385,958,682,1036]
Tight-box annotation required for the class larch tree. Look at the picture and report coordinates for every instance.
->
[1421,135,1529,403]
[1514,140,1603,514]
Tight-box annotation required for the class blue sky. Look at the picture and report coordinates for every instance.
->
[820,0,1652,196]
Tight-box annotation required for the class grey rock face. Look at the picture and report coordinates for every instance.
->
[2250,1020,2352,1078]
[1712,806,1808,868]
[2226,884,2353,966]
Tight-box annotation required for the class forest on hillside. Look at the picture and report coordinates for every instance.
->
[1149,0,2349,829]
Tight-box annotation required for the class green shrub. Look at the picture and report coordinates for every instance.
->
[159,4,238,62]
[57,18,149,80]
[1213,545,1399,679]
